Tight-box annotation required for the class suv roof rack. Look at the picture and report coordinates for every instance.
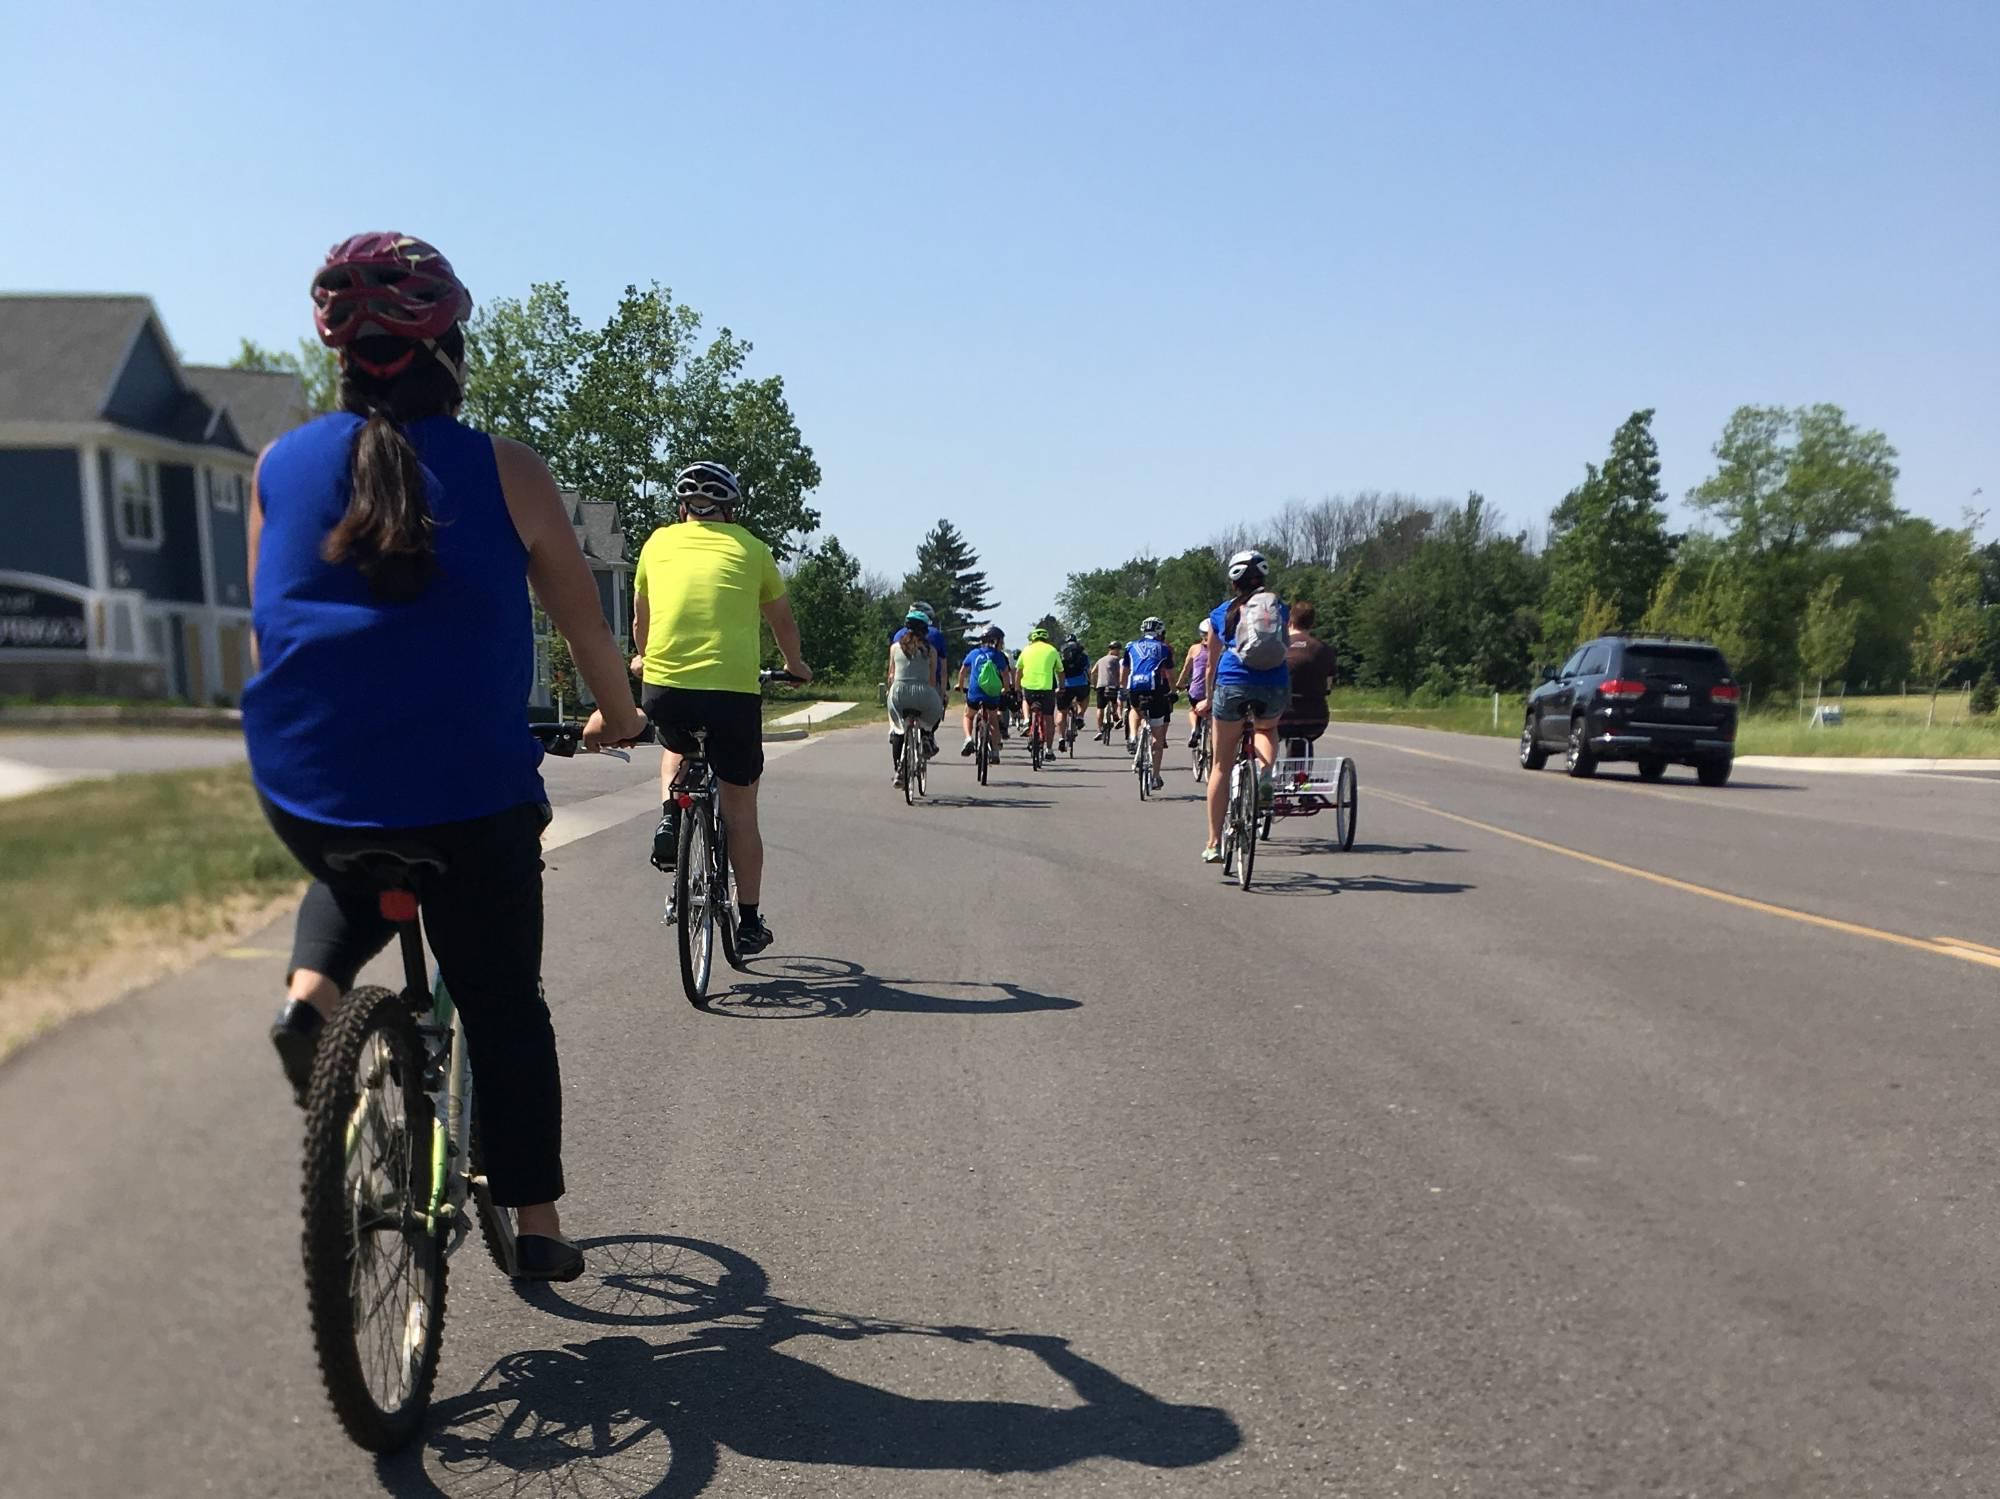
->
[1611,631,1714,644]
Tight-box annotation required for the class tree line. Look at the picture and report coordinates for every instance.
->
[1052,405,1998,715]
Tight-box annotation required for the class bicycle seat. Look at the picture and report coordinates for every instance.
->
[323,839,450,888]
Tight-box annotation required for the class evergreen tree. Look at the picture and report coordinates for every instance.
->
[1541,410,1673,647]
[904,520,997,656]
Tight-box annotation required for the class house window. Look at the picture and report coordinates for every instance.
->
[114,454,162,549]
[208,468,243,514]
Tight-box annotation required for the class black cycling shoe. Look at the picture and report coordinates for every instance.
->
[735,915,775,955]
[512,1234,586,1283]
[270,999,325,1107]
[651,811,681,871]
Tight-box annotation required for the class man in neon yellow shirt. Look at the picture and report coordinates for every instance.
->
[630,461,810,955]
[1015,626,1065,760]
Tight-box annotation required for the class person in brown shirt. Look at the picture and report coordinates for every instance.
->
[1277,601,1338,753]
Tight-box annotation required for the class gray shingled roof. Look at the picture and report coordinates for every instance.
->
[0,295,152,425]
[562,492,628,567]
[183,366,309,452]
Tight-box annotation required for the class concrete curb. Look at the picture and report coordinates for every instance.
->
[0,705,244,732]
[1735,755,2000,776]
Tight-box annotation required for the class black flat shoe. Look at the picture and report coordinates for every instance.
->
[512,1233,586,1283]
[270,1000,324,1107]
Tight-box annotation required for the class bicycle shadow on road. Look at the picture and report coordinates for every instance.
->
[382,1234,1240,1499]
[703,956,1081,1020]
[1265,838,1464,858]
[1212,867,1475,898]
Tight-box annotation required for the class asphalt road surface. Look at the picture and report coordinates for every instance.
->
[3,719,1997,1497]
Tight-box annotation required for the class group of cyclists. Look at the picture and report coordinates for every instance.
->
[238,230,1340,1292]
[878,560,1341,868]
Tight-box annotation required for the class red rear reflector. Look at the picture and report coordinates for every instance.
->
[1598,678,1647,701]
[1710,684,1740,704]
[675,793,694,809]
[378,890,419,923]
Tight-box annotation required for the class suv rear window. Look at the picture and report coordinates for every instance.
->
[1622,645,1729,681]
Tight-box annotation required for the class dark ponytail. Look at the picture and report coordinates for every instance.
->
[322,327,463,602]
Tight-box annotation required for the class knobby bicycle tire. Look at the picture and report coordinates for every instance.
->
[676,804,716,1004]
[301,985,445,1452]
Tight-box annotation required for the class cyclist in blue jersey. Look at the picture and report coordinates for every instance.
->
[1122,618,1178,791]
[247,233,644,1282]
[1202,551,1291,862]
[1055,632,1092,748]
[957,625,1013,756]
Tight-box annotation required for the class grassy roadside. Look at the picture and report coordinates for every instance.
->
[763,680,892,731]
[0,765,300,1057]
[1328,688,2000,758]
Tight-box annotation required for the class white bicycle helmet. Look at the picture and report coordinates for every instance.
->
[1226,550,1268,585]
[674,460,741,517]
[1140,616,1166,638]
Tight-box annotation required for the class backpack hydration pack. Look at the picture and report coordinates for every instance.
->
[1060,641,1089,679]
[975,654,1005,698]
[1233,592,1287,671]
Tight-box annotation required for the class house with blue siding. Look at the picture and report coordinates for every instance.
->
[0,295,306,701]
[1,293,636,708]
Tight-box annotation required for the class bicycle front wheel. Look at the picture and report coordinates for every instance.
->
[301,985,445,1451]
[1235,781,1258,891]
[676,807,716,1004]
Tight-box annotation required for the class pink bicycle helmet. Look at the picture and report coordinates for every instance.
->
[310,233,472,379]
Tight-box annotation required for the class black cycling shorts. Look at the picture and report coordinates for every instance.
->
[1023,689,1057,713]
[1095,686,1120,710]
[1056,684,1089,711]
[642,685,764,786]
[1131,688,1178,724]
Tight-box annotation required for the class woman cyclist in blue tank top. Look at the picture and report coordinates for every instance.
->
[244,234,644,1281]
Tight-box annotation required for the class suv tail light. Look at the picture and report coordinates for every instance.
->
[1710,684,1741,705]
[1598,678,1647,702]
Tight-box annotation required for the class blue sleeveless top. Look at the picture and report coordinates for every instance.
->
[243,413,544,829]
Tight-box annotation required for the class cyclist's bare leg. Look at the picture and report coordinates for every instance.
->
[718,779,764,904]
[659,747,685,798]
[1251,720,1281,770]
[287,968,341,1021]
[1206,715,1247,846]
[1149,716,1168,772]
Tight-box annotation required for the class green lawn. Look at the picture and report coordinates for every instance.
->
[1328,687,2000,758]
[0,765,301,1055]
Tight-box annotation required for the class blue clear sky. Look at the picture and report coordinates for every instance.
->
[4,0,1993,625]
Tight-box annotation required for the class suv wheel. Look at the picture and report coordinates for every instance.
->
[1696,757,1732,788]
[1519,719,1549,770]
[1565,717,1598,778]
[1637,756,1668,781]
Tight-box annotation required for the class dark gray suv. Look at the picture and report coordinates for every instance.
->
[1521,635,1740,785]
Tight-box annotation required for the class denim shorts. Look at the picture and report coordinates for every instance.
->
[1213,680,1290,724]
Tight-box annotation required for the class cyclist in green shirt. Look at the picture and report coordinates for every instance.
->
[1015,627,1065,757]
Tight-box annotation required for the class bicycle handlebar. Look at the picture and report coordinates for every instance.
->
[530,720,657,758]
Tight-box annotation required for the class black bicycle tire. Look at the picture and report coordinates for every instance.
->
[976,723,989,786]
[1338,760,1359,851]
[676,805,714,1004]
[1237,786,1257,890]
[902,733,916,804]
[301,985,445,1452]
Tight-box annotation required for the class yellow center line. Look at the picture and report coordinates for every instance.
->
[1371,787,2000,973]
[1935,935,2000,959]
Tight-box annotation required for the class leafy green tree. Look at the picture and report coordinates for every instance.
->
[1572,587,1618,648]
[1912,524,1985,727]
[229,338,339,415]
[465,281,821,559]
[1541,410,1673,646]
[1971,669,1997,717]
[1689,404,1899,556]
[1797,574,1860,715]
[786,536,869,681]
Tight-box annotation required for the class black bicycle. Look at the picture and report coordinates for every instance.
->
[897,714,930,804]
[973,702,997,786]
[665,669,801,1005]
[298,721,608,1451]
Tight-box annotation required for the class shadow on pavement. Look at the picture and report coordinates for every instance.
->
[923,793,1057,809]
[1213,868,1474,898]
[1266,839,1463,858]
[382,1234,1239,1499]
[703,956,1081,1020]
